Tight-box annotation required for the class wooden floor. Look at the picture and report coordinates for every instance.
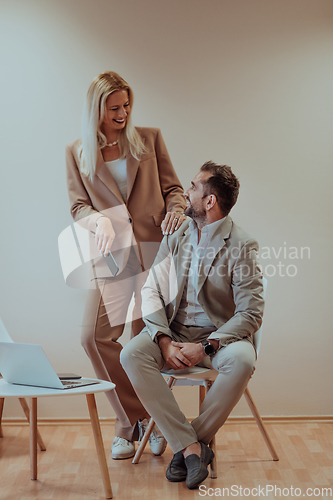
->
[0,420,332,500]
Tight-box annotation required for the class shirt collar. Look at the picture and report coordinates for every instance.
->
[189,217,226,245]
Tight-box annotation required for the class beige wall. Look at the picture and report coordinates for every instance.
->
[1,0,332,420]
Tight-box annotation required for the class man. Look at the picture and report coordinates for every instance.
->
[121,161,264,489]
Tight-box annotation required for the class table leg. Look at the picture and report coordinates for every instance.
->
[86,393,113,499]
[0,398,4,438]
[29,397,37,480]
[19,398,46,451]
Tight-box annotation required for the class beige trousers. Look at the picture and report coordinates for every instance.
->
[81,248,149,440]
[121,328,256,453]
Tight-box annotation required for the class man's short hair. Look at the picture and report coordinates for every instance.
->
[200,161,240,216]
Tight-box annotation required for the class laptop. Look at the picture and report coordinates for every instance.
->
[0,342,100,390]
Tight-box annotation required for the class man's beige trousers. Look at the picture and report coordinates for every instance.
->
[121,328,256,453]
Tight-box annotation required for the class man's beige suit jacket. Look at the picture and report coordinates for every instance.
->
[142,216,265,351]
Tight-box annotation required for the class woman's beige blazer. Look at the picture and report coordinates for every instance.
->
[66,127,186,277]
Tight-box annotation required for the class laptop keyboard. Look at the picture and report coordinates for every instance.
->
[61,380,81,386]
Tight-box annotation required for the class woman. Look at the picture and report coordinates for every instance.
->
[66,71,186,460]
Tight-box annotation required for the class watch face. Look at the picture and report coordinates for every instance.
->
[206,344,215,355]
[202,341,215,356]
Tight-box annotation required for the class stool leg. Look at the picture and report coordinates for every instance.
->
[199,385,206,407]
[243,387,279,461]
[132,417,155,464]
[29,397,37,480]
[203,380,217,478]
[209,435,217,479]
[132,376,176,465]
[86,393,113,499]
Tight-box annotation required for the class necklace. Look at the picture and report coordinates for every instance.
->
[106,140,118,147]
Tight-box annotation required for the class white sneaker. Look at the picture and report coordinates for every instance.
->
[111,436,135,460]
[138,418,167,456]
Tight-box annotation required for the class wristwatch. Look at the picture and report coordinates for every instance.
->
[201,340,216,357]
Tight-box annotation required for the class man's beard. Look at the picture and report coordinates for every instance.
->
[184,205,206,222]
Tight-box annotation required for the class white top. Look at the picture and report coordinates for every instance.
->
[105,158,127,201]
[0,378,115,398]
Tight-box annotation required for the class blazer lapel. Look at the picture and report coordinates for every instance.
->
[95,150,124,204]
[127,135,146,203]
[126,153,140,204]
[176,227,192,279]
[170,227,192,318]
[197,217,232,295]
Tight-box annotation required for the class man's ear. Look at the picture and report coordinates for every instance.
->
[205,194,217,211]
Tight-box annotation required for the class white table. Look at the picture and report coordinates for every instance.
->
[0,378,115,498]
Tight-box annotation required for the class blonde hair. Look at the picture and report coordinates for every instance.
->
[79,71,146,178]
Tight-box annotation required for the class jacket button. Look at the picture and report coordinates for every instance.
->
[128,217,132,223]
